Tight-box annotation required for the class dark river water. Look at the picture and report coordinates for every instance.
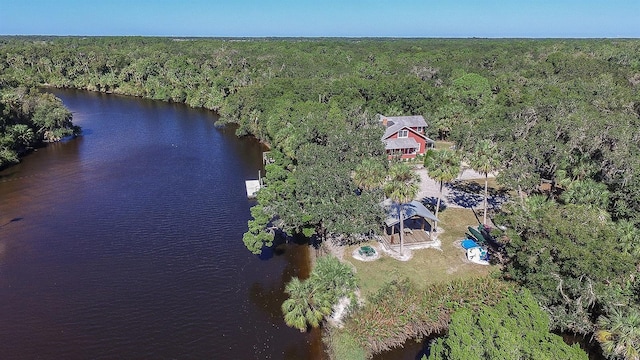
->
[0,90,322,359]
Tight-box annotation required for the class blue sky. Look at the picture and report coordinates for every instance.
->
[1,0,638,38]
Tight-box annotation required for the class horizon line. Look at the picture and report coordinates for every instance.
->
[1,34,639,40]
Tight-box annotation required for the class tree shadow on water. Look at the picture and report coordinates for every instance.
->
[249,235,312,321]
[0,171,18,181]
[258,245,285,261]
[258,229,316,261]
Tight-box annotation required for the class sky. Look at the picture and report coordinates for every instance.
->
[1,0,639,38]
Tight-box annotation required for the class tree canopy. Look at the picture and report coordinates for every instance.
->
[0,85,79,168]
[3,37,640,229]
[499,197,637,334]
[427,289,588,360]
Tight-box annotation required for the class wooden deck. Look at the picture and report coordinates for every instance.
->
[382,229,432,245]
[378,229,439,251]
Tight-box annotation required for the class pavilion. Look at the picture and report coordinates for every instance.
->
[379,199,440,251]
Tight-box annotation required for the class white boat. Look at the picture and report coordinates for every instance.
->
[466,246,490,265]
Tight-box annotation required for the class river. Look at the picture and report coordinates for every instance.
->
[0,89,322,359]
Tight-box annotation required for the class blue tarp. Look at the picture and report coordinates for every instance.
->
[461,239,480,249]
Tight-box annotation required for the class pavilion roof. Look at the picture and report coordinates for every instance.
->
[383,199,439,227]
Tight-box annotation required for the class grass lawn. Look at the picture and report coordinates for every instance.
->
[344,207,496,297]
[434,140,454,150]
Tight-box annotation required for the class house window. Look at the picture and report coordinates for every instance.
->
[416,127,423,133]
[398,129,408,138]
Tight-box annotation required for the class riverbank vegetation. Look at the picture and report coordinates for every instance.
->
[282,255,357,333]
[332,277,511,357]
[2,36,640,359]
[427,289,588,360]
[0,85,79,168]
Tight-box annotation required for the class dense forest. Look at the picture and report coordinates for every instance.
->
[1,37,639,359]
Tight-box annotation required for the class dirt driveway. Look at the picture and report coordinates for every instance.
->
[414,166,508,211]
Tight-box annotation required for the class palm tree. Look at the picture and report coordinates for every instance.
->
[352,158,386,192]
[596,307,640,360]
[281,277,332,332]
[425,149,461,231]
[467,140,501,225]
[282,256,357,333]
[559,179,610,208]
[617,220,640,256]
[525,194,553,216]
[311,255,357,300]
[384,163,420,256]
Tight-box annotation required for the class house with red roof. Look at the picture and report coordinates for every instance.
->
[380,115,435,159]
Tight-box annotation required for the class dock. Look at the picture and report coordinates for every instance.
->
[245,171,263,198]
[245,180,261,198]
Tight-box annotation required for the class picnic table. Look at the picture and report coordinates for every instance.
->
[359,246,376,257]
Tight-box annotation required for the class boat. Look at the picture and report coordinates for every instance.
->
[479,225,504,250]
[466,246,490,265]
[467,226,486,244]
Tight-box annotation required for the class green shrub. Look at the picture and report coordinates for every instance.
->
[325,328,367,360]
[428,289,588,360]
